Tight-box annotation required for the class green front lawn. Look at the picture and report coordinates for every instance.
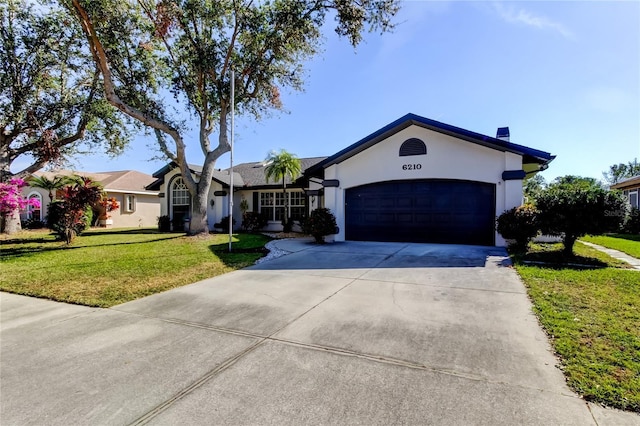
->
[513,242,640,412]
[0,228,270,307]
[581,234,640,259]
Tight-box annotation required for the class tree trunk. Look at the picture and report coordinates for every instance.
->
[563,235,577,257]
[188,184,209,235]
[1,209,22,235]
[1,133,22,234]
[282,178,288,226]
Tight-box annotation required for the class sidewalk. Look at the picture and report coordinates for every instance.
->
[2,240,640,424]
[580,241,640,270]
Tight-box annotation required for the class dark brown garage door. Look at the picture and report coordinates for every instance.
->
[345,180,496,246]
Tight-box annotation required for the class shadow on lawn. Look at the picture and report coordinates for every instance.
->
[1,229,183,260]
[207,233,270,267]
[606,233,640,243]
[81,228,177,236]
[511,250,609,269]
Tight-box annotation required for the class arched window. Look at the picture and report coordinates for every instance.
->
[170,176,191,226]
[171,177,190,206]
[399,138,427,157]
[27,192,42,221]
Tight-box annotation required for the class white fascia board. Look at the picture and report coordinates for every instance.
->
[104,188,160,196]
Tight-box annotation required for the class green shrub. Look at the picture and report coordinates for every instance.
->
[241,211,267,232]
[496,204,539,252]
[47,201,91,243]
[302,208,337,243]
[21,218,46,229]
[83,206,93,230]
[158,215,171,232]
[171,216,184,231]
[214,215,236,232]
[623,207,640,234]
[536,185,626,255]
[283,217,294,233]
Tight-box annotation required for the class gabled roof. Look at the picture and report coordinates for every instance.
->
[305,113,555,177]
[611,175,640,190]
[226,157,327,188]
[148,157,327,190]
[146,162,244,191]
[33,170,157,193]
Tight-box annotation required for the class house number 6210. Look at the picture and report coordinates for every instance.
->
[402,164,422,170]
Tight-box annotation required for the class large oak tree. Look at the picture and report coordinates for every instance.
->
[1,0,130,233]
[67,0,400,235]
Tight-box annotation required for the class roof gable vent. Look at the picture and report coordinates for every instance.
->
[399,138,427,157]
[496,127,510,142]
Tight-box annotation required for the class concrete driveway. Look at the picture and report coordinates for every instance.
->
[1,240,637,425]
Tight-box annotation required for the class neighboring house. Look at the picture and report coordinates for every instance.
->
[611,175,640,208]
[21,170,161,228]
[149,113,555,246]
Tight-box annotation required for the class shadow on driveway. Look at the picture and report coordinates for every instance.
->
[249,240,511,269]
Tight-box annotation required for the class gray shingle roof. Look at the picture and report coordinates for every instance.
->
[225,157,327,188]
[147,162,244,190]
[34,170,157,193]
[188,164,245,187]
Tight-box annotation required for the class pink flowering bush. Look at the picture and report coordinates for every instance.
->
[0,178,40,217]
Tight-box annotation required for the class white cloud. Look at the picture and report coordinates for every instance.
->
[492,2,575,40]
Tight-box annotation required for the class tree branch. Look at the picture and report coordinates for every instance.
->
[71,0,198,192]
[221,1,241,79]
[12,66,101,159]
[13,158,49,180]
[154,129,176,162]
[71,0,183,149]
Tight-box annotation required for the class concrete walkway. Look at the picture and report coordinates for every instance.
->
[2,240,639,425]
[580,240,640,269]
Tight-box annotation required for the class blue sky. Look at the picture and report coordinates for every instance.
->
[67,0,639,183]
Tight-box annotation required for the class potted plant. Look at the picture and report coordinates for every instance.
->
[98,197,120,227]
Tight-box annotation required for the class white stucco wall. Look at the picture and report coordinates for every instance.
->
[108,192,160,228]
[208,180,230,230]
[159,168,231,231]
[323,125,524,246]
[19,186,160,228]
[159,168,181,219]
[308,180,323,211]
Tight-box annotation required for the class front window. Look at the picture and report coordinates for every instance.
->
[124,194,136,213]
[172,178,190,206]
[171,176,191,225]
[260,191,305,221]
[289,191,305,220]
[27,193,42,221]
[629,190,638,208]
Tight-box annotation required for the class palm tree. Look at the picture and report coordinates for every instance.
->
[264,149,302,230]
[28,175,74,204]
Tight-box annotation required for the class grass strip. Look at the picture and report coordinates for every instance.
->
[1,228,271,308]
[580,234,640,260]
[512,242,640,412]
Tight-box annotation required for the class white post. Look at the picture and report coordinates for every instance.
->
[228,69,235,252]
